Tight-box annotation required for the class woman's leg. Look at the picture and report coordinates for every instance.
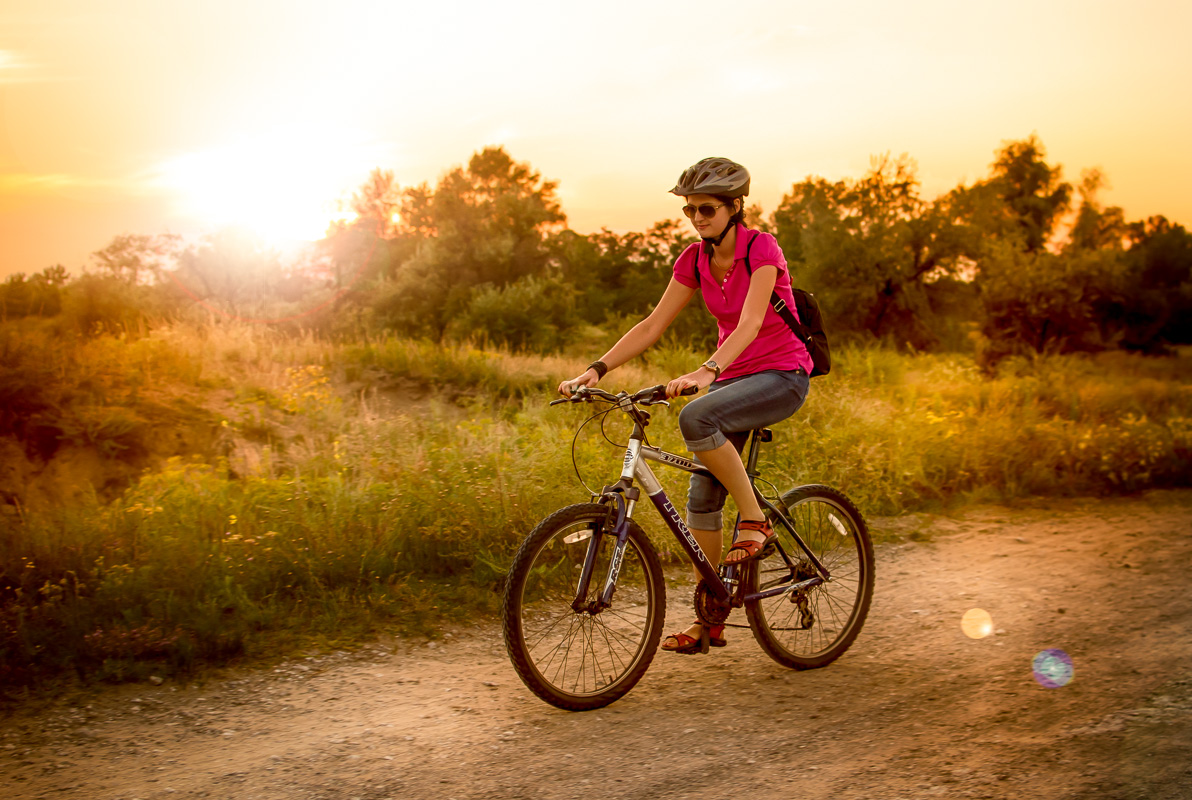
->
[662,454,736,649]
[679,369,811,564]
[694,441,765,521]
[661,526,722,646]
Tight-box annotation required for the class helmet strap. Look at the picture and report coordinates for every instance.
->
[701,220,736,254]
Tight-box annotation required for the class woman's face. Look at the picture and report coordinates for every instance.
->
[683,193,735,238]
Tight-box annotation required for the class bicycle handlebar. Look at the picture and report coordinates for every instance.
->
[550,383,698,407]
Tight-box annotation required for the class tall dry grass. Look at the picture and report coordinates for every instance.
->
[2,322,1189,689]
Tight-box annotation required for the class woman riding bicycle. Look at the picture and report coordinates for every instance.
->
[558,156,814,654]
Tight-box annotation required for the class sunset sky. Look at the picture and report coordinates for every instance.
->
[2,0,1189,279]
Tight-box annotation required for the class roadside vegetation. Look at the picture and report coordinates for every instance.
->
[2,135,1191,691]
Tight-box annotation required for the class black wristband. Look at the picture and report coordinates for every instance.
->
[588,360,608,380]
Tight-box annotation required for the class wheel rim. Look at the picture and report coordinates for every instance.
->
[755,495,868,659]
[514,517,658,699]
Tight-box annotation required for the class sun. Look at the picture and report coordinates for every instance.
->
[155,127,377,246]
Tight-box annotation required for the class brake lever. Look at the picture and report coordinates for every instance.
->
[637,384,698,406]
[550,386,593,406]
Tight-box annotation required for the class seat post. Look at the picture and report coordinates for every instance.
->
[744,428,772,477]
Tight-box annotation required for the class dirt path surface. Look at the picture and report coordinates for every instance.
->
[4,491,1192,800]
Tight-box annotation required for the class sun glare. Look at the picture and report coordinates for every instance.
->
[155,128,380,246]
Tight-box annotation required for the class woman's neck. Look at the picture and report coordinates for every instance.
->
[710,223,737,263]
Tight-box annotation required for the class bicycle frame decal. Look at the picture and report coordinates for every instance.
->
[603,540,625,600]
[629,448,703,563]
[620,440,641,481]
[641,445,701,472]
[630,455,729,599]
[658,494,705,564]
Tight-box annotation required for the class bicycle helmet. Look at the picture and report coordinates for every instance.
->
[669,157,751,198]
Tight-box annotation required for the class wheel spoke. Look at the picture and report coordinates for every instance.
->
[503,506,664,710]
[746,487,873,669]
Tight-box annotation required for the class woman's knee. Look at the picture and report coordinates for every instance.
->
[679,402,725,452]
[677,402,704,442]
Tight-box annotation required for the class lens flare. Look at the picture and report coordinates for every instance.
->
[1032,649,1074,688]
[153,126,387,247]
[960,608,994,639]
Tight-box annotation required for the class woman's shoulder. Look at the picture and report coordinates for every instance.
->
[746,228,780,254]
[673,240,703,286]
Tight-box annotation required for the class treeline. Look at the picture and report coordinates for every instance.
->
[4,136,1191,364]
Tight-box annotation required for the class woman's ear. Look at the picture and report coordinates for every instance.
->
[735,198,743,215]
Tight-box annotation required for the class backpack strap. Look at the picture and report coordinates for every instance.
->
[741,231,814,349]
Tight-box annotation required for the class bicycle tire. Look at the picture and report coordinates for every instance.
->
[502,503,666,711]
[745,485,874,670]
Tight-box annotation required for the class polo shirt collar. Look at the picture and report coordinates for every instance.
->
[731,223,751,262]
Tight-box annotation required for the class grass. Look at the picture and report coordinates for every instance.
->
[2,322,1190,692]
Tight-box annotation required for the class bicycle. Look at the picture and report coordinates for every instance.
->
[501,384,874,711]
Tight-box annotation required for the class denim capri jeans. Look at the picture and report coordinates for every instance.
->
[678,368,810,531]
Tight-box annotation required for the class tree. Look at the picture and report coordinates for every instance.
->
[1118,216,1192,348]
[401,146,565,287]
[26,266,69,317]
[962,142,1191,361]
[449,275,577,352]
[350,168,402,240]
[373,147,566,339]
[772,154,968,348]
[0,273,30,322]
[554,219,688,321]
[949,135,1072,255]
[91,234,181,285]
[1067,169,1127,252]
[975,241,1126,363]
[0,266,66,320]
[171,229,294,317]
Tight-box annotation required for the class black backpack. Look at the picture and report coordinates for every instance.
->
[693,232,831,377]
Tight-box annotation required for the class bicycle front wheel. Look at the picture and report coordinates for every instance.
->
[502,503,665,711]
[746,485,874,669]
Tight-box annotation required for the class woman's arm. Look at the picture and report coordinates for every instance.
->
[664,264,778,397]
[559,277,697,395]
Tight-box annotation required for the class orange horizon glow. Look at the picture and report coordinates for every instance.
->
[3,0,1191,276]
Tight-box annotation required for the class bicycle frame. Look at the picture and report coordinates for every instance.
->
[575,410,831,614]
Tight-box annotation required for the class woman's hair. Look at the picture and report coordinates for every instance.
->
[714,194,747,229]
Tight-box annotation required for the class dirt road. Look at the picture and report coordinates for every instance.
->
[4,491,1192,800]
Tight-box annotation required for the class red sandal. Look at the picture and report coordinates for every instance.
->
[723,519,777,564]
[660,622,726,654]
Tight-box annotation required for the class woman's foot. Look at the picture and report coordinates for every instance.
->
[661,621,726,654]
[723,518,776,564]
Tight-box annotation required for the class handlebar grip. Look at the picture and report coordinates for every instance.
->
[680,385,699,396]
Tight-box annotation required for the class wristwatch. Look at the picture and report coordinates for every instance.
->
[700,360,721,380]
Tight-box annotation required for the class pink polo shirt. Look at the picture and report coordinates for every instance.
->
[673,225,813,381]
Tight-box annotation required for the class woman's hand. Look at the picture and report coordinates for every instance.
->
[665,368,714,399]
[558,368,599,397]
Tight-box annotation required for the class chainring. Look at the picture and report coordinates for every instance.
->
[693,580,732,626]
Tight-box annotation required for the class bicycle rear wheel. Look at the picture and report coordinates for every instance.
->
[746,485,874,669]
[502,503,665,711]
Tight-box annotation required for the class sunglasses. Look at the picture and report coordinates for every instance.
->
[682,202,728,219]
